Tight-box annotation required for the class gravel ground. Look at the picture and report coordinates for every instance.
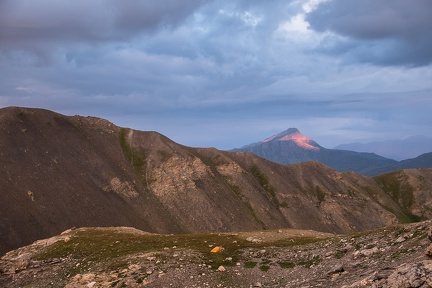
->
[1,221,431,287]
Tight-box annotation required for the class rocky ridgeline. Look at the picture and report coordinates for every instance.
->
[2,107,432,257]
[0,221,431,287]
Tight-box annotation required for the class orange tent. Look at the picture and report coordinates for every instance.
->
[210,246,223,253]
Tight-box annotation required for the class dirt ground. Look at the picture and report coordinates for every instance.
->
[1,221,432,287]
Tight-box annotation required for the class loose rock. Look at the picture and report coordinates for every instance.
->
[426,244,432,258]
[328,264,344,275]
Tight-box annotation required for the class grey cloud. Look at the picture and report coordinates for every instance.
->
[1,0,431,150]
[307,0,432,66]
[108,0,210,34]
[0,0,210,51]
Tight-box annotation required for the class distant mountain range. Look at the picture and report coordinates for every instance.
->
[335,135,432,160]
[232,128,432,176]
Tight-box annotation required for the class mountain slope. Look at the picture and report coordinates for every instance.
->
[0,107,186,254]
[232,128,398,175]
[1,107,432,256]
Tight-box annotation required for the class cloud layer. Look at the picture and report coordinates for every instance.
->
[1,0,431,149]
[307,0,432,66]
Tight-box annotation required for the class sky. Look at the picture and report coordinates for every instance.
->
[1,0,432,150]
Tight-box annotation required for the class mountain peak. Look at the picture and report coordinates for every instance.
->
[261,128,321,150]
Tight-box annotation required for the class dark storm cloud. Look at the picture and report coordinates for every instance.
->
[307,0,432,66]
[0,0,209,50]
[107,0,211,34]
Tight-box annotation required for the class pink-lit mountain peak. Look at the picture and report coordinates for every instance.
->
[261,128,321,150]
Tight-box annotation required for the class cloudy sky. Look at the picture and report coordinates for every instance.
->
[1,0,431,149]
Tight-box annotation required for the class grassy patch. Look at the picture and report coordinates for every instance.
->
[298,256,321,268]
[278,261,295,269]
[244,261,258,268]
[119,128,146,182]
[259,264,270,272]
[119,128,132,163]
[223,176,265,228]
[33,228,328,278]
[34,229,166,262]
[315,186,325,204]
[250,165,279,206]
[391,248,410,259]
[374,172,422,223]
[270,237,324,247]
[279,202,289,208]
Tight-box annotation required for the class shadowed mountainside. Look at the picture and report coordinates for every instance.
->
[366,152,432,176]
[1,107,432,256]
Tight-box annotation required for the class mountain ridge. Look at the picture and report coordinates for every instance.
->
[1,107,432,257]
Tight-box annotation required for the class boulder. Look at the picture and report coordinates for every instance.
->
[384,261,432,287]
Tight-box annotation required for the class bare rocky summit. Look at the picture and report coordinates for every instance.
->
[231,128,398,175]
[1,106,432,258]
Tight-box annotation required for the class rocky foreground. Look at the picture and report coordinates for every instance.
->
[1,221,432,288]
